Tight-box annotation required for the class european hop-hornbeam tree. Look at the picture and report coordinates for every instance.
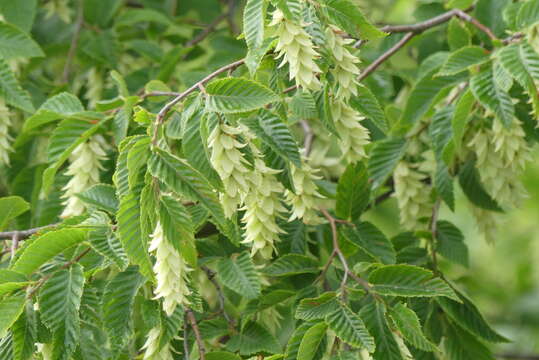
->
[1,0,539,359]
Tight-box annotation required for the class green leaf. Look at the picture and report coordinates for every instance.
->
[475,0,510,38]
[443,322,494,360]
[290,91,318,120]
[0,196,29,231]
[451,89,474,152]
[0,58,34,112]
[322,0,386,40]
[261,254,319,276]
[38,264,84,360]
[458,158,503,212]
[368,265,459,301]
[218,252,261,299]
[326,302,375,351]
[0,22,43,59]
[102,266,144,356]
[76,184,119,214]
[438,46,490,76]
[0,270,28,297]
[368,137,407,189]
[242,112,302,167]
[207,352,241,360]
[470,68,514,127]
[125,135,150,190]
[116,187,154,280]
[285,322,312,360]
[11,228,88,276]
[243,0,266,51]
[436,220,468,267]
[0,0,38,32]
[296,292,339,321]
[12,303,36,360]
[88,227,128,270]
[341,221,396,264]
[359,301,403,360]
[114,135,143,197]
[0,293,25,338]
[239,321,281,355]
[437,292,508,343]
[113,96,138,145]
[448,18,471,51]
[389,303,438,352]
[205,77,279,113]
[350,85,389,133]
[297,322,328,360]
[23,92,84,132]
[336,162,370,221]
[516,0,539,29]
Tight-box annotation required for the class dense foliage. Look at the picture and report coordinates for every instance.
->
[0,0,538,359]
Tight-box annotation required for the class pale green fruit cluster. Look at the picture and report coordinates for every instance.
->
[142,327,174,360]
[393,162,431,230]
[330,99,370,162]
[527,24,539,55]
[284,161,324,225]
[61,136,107,218]
[44,0,71,23]
[470,206,500,244]
[0,100,12,166]
[468,119,530,207]
[242,159,286,260]
[149,222,192,315]
[208,123,251,218]
[85,68,103,109]
[270,9,322,90]
[325,25,361,100]
[36,343,53,360]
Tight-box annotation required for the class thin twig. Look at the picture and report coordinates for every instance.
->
[184,13,229,48]
[380,9,465,33]
[454,9,499,42]
[151,59,245,145]
[429,199,442,273]
[201,266,232,324]
[0,224,59,240]
[10,232,19,259]
[320,209,349,296]
[300,120,314,156]
[62,0,85,82]
[183,315,190,360]
[186,309,206,360]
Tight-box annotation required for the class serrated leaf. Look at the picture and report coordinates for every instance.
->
[516,0,539,29]
[297,321,327,360]
[438,46,490,76]
[77,184,119,214]
[444,322,494,360]
[359,301,403,360]
[116,187,154,279]
[88,227,128,270]
[322,0,386,40]
[0,0,38,32]
[239,321,281,355]
[435,220,468,267]
[336,162,370,221]
[350,85,389,133]
[207,352,241,360]
[285,322,312,360]
[452,89,474,152]
[390,303,438,352]
[325,302,375,351]
[127,136,151,190]
[205,77,279,113]
[242,112,302,166]
[368,265,459,301]
[0,293,25,338]
[218,252,261,299]
[447,18,471,52]
[470,68,514,127]
[23,93,84,131]
[434,163,455,211]
[261,254,319,276]
[290,90,318,120]
[102,267,144,355]
[243,0,266,51]
[0,58,34,112]
[296,292,339,321]
[0,22,43,59]
[341,221,396,264]
[368,137,407,189]
[0,196,29,231]
[437,292,508,343]
[458,158,503,212]
[12,303,36,360]
[11,228,88,276]
[0,270,28,297]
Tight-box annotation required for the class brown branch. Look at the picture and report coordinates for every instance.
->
[454,9,499,42]
[0,224,59,240]
[186,309,206,360]
[300,120,314,156]
[183,315,190,359]
[151,59,245,145]
[10,232,19,259]
[320,209,349,296]
[380,9,465,33]
[201,266,232,324]
[184,13,229,48]
[62,0,84,82]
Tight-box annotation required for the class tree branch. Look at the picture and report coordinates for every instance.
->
[300,120,314,156]
[62,0,84,82]
[0,224,59,240]
[201,265,232,324]
[186,309,206,360]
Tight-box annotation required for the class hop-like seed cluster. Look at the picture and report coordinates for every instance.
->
[149,222,192,315]
[85,68,103,109]
[208,123,251,218]
[44,0,71,22]
[527,24,539,55]
[0,101,12,166]
[330,100,370,162]
[325,26,361,100]
[269,9,321,90]
[142,327,173,360]
[468,119,530,207]
[393,162,431,230]
[470,206,500,244]
[242,159,286,260]
[284,161,324,224]
[61,136,107,218]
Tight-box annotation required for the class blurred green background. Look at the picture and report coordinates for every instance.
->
[361,0,539,354]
